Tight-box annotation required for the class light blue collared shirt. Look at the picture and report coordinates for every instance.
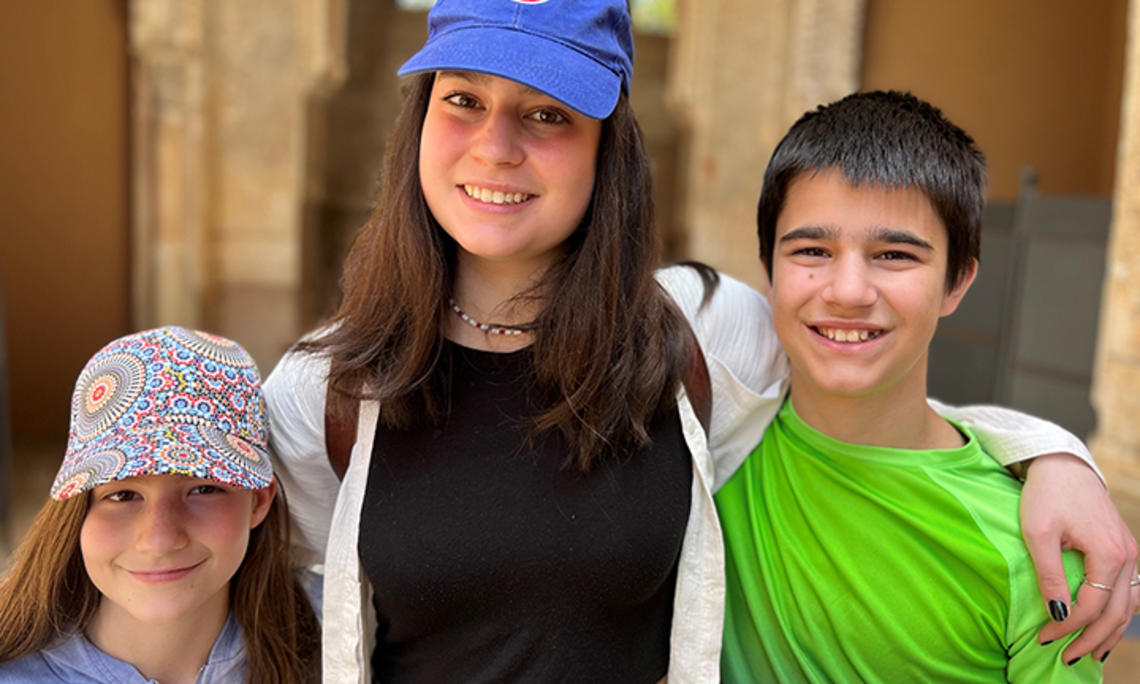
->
[0,613,246,683]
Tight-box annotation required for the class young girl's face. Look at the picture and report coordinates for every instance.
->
[80,474,274,626]
[419,71,602,273]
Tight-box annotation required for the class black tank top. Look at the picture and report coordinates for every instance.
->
[358,340,692,683]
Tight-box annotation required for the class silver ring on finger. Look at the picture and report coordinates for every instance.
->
[1130,573,1140,587]
[1081,574,1113,591]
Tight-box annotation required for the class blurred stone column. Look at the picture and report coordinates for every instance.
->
[1091,0,1140,507]
[129,0,346,369]
[668,0,864,289]
[130,0,208,331]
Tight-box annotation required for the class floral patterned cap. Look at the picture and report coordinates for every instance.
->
[51,326,274,500]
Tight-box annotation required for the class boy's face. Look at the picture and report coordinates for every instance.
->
[766,169,976,403]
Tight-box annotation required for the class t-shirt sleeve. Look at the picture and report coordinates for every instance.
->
[930,400,1102,485]
[1004,550,1103,682]
[264,344,343,566]
[655,264,790,490]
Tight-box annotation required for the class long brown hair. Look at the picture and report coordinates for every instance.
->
[0,490,320,683]
[306,73,688,471]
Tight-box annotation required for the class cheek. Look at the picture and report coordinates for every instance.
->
[201,501,254,560]
[79,514,118,587]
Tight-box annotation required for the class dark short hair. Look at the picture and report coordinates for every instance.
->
[756,90,986,291]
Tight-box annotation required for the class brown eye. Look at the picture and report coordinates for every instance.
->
[527,108,569,125]
[443,92,480,109]
[878,251,917,261]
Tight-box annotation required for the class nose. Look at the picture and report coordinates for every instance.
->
[136,498,190,555]
[470,110,525,167]
[821,255,878,309]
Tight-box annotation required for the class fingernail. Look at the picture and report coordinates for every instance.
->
[1100,650,1111,663]
[1067,656,1082,666]
[1048,599,1069,622]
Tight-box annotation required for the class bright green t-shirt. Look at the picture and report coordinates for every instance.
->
[716,399,1101,683]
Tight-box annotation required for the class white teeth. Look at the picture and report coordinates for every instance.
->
[463,184,531,205]
[818,327,879,342]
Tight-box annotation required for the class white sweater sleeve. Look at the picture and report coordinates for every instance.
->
[931,399,1102,483]
[656,265,789,491]
[263,346,344,566]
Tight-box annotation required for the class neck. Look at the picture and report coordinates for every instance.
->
[87,588,230,684]
[788,364,964,451]
[447,251,548,351]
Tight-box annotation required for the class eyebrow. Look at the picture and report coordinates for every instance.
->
[437,71,546,99]
[778,225,839,243]
[869,227,934,250]
[778,224,934,251]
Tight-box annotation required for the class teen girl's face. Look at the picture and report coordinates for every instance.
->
[80,474,274,627]
[419,71,602,272]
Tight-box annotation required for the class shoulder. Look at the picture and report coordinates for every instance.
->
[0,651,56,682]
[655,264,769,323]
[263,330,333,409]
[0,633,133,684]
[655,264,785,396]
[263,329,335,443]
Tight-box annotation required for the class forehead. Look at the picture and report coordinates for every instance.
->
[776,170,947,246]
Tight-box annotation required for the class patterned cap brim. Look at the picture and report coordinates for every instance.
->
[51,422,274,500]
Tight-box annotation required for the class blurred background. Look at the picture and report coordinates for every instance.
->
[1,0,1139,674]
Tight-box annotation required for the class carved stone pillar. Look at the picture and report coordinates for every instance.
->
[129,0,346,368]
[668,0,864,288]
[130,0,208,331]
[1091,0,1140,512]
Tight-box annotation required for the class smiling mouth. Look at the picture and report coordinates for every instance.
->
[462,184,533,205]
[812,326,883,343]
[128,560,205,582]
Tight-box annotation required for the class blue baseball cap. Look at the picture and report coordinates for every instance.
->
[397,0,634,119]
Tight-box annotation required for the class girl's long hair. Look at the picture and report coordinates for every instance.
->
[0,490,320,684]
[306,73,688,471]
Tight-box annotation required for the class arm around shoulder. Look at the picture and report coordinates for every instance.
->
[930,399,1101,483]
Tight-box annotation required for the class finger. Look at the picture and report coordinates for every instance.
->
[1089,572,1140,661]
[1089,596,1133,664]
[1037,531,1132,643]
[1022,523,1074,629]
[1059,566,1133,662]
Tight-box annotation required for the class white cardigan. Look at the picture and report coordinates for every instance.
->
[263,265,1096,683]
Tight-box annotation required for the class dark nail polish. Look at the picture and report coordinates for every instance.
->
[1067,656,1082,666]
[1048,599,1069,622]
[1041,640,1054,646]
[1100,650,1111,663]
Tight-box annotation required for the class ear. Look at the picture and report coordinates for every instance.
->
[248,478,277,529]
[939,258,978,317]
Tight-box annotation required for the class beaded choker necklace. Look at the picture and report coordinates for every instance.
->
[449,299,532,336]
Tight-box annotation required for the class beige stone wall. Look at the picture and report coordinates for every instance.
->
[129,0,346,370]
[668,0,864,289]
[1092,0,1140,509]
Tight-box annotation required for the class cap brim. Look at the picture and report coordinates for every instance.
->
[51,423,274,500]
[397,26,620,119]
